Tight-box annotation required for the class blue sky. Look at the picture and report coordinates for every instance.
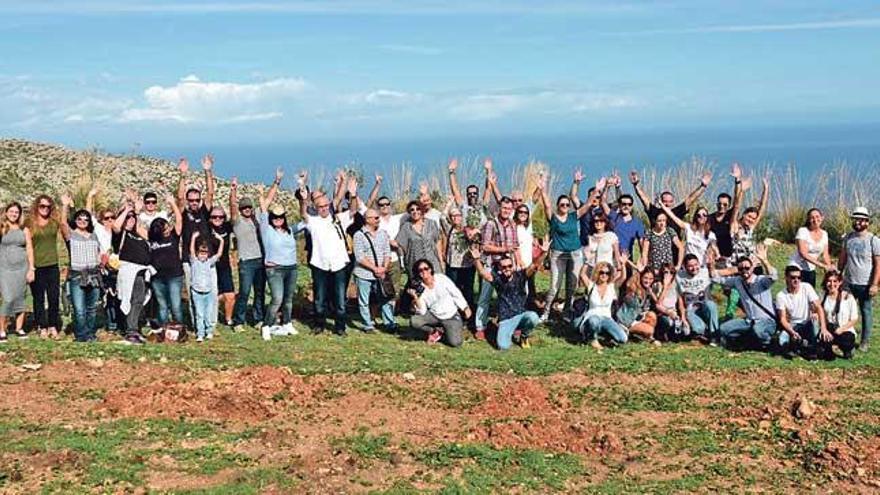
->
[1,0,879,148]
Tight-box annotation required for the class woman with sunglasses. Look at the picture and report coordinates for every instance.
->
[62,202,103,342]
[514,203,542,309]
[112,200,152,345]
[659,203,716,268]
[0,202,30,340]
[209,206,235,327]
[572,259,628,349]
[86,190,121,333]
[25,194,69,338]
[616,265,662,343]
[818,270,858,360]
[585,212,620,272]
[729,175,770,274]
[789,208,832,288]
[643,212,684,273]
[443,205,477,311]
[409,258,471,347]
[147,194,184,326]
[536,175,594,322]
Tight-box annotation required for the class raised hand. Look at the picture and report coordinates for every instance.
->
[87,186,98,198]
[741,176,753,192]
[701,171,712,187]
[297,171,308,188]
[231,177,238,189]
[731,162,741,180]
[60,192,73,207]
[573,168,584,183]
[201,154,214,171]
[275,167,284,183]
[448,158,459,173]
[335,170,345,186]
[762,175,770,190]
[755,242,768,260]
[629,170,640,185]
[347,176,358,195]
[610,172,622,188]
[375,173,383,184]
[164,192,176,207]
[596,176,607,191]
[483,157,493,173]
[487,171,498,185]
[178,158,189,174]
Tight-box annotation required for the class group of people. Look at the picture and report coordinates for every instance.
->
[0,156,875,360]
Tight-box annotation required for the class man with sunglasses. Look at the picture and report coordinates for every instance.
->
[474,196,519,340]
[838,206,880,352]
[630,169,712,237]
[677,253,719,344]
[602,191,645,264]
[710,243,778,350]
[176,155,215,264]
[448,158,490,227]
[471,244,548,350]
[137,191,168,230]
[229,174,270,329]
[775,265,826,360]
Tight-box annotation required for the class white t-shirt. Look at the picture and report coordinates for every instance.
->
[95,225,113,254]
[789,227,828,272]
[586,231,618,267]
[821,291,859,333]
[517,223,534,267]
[138,210,169,229]
[685,224,716,265]
[676,267,712,307]
[583,281,617,319]
[415,273,468,320]
[379,213,405,262]
[775,283,819,324]
[305,214,350,272]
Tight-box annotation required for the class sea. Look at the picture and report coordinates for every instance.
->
[130,122,880,191]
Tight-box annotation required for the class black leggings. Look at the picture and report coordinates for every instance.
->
[819,331,856,357]
[30,265,61,330]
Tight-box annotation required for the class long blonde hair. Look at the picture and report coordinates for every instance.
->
[591,262,615,284]
[26,195,59,234]
[0,202,23,237]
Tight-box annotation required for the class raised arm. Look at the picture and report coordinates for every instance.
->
[367,174,382,208]
[166,192,183,235]
[265,167,283,210]
[673,235,684,269]
[729,164,746,234]
[229,176,240,223]
[86,186,98,216]
[448,159,463,206]
[113,201,131,233]
[659,201,687,231]
[629,170,651,212]
[483,158,500,205]
[190,231,200,258]
[176,158,189,209]
[59,192,73,240]
[570,169,583,208]
[333,170,346,211]
[755,175,770,225]
[683,171,712,210]
[536,174,553,223]
[577,177,605,218]
[202,154,215,209]
[525,243,549,279]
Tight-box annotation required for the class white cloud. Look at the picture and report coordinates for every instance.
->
[609,17,880,36]
[119,75,307,123]
[447,90,639,120]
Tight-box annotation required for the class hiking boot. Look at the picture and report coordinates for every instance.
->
[427,330,443,344]
[474,329,486,341]
[843,348,854,359]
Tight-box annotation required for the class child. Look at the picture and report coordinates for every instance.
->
[189,231,224,342]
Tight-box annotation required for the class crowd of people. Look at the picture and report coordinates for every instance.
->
[0,156,876,360]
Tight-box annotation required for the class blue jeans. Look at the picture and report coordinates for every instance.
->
[152,275,183,325]
[264,264,297,327]
[475,268,496,331]
[778,320,818,353]
[582,315,628,344]
[312,265,348,332]
[69,280,99,342]
[234,258,266,325]
[497,311,540,350]
[849,284,873,347]
[354,276,395,330]
[191,290,214,338]
[686,300,719,339]
[719,318,777,349]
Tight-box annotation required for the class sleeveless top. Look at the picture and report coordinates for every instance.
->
[584,282,617,319]
[31,222,59,267]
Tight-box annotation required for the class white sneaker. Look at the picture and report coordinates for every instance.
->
[196,336,204,343]
[261,325,271,341]
[206,333,214,340]
[539,313,549,323]
[282,323,298,336]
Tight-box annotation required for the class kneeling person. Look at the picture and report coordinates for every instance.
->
[409,259,471,347]
[776,265,827,359]
[677,253,719,342]
[471,244,547,350]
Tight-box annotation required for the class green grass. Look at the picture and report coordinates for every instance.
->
[331,428,393,463]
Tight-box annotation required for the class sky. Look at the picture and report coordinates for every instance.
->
[1,0,879,149]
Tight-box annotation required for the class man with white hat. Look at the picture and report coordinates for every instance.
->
[838,206,880,352]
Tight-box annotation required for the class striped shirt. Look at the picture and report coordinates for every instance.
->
[69,230,102,272]
[353,228,391,281]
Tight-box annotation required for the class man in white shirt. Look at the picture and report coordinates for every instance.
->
[676,253,718,343]
[137,191,169,230]
[299,189,352,336]
[775,265,827,360]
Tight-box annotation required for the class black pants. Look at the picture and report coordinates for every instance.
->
[30,265,61,329]
[445,265,476,309]
[801,270,817,288]
[819,331,856,358]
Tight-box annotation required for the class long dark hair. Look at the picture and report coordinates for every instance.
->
[148,217,171,242]
[69,209,95,233]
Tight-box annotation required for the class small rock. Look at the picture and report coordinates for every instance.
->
[159,356,168,364]
[85,358,104,369]
[137,356,148,363]
[402,372,416,381]
[856,467,867,477]
[20,363,42,372]
[389,453,405,465]
[793,397,817,419]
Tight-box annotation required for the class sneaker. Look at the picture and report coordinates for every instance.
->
[859,342,870,353]
[520,336,531,349]
[196,336,204,343]
[474,329,486,341]
[225,320,234,327]
[512,329,522,344]
[427,330,443,344]
[362,326,376,334]
[261,325,272,341]
[0,333,7,343]
[14,329,27,339]
[334,329,347,338]
[126,334,144,345]
[539,313,549,324]
[206,333,214,340]
[282,323,299,336]
[590,339,603,351]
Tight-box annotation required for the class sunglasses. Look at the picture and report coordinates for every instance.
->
[378,202,391,207]
[75,217,89,222]
[451,213,462,217]
[517,210,529,215]
[417,266,431,272]
[499,264,514,269]
[466,192,478,197]
[240,205,253,210]
[738,265,752,271]
[620,202,633,207]
[696,213,708,218]
[144,200,158,205]
[102,216,114,221]
[316,203,331,209]
[558,203,571,208]
[38,204,52,209]
[187,198,200,203]
[598,271,611,275]
[408,208,420,213]
[210,215,225,219]
[367,215,379,220]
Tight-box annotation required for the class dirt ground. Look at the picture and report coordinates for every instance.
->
[0,360,878,493]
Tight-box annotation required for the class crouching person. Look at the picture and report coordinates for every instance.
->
[471,243,547,350]
[818,270,858,360]
[573,260,629,350]
[776,264,826,360]
[711,244,778,350]
[409,259,471,347]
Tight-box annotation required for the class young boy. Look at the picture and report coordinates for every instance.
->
[189,231,224,342]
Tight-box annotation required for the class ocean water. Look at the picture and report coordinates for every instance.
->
[134,122,880,190]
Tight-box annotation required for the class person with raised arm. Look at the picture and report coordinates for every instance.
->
[838,206,880,352]
[188,230,224,342]
[0,202,30,340]
[789,208,832,288]
[537,173,596,323]
[471,242,548,350]
[449,157,490,227]
[177,155,215,265]
[572,256,629,350]
[230,174,267,328]
[137,191,168,230]
[629,169,712,236]
[570,168,606,249]
[584,212,621,271]
[25,194,69,339]
[729,173,770,273]
[659,202,716,267]
[298,176,351,337]
[85,186,121,333]
[112,198,152,345]
[600,174,645,269]
[712,163,744,318]
[148,193,184,326]
[710,243,778,350]
[61,197,103,342]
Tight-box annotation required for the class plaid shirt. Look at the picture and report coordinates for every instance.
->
[353,228,391,281]
[481,217,518,264]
